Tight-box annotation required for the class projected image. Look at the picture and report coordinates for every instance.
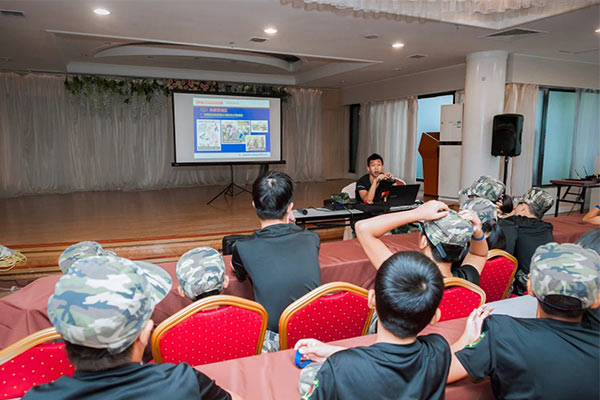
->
[222,120,250,144]
[196,119,221,151]
[251,120,268,133]
[246,135,266,152]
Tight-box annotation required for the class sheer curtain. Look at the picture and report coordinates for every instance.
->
[357,97,418,183]
[503,83,539,195]
[571,89,600,177]
[0,73,323,197]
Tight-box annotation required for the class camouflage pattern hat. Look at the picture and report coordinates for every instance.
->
[331,192,351,205]
[530,243,600,309]
[48,255,172,354]
[58,241,116,273]
[460,197,498,226]
[423,209,474,248]
[516,187,554,216]
[459,176,505,202]
[176,247,225,300]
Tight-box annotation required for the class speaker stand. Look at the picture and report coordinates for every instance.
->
[502,156,510,186]
[206,165,251,205]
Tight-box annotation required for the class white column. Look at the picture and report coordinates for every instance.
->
[461,51,508,189]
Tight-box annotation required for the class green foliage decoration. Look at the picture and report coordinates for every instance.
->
[64,75,289,103]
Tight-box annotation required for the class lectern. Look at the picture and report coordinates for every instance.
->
[418,132,440,199]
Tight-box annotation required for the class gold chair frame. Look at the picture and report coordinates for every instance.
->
[0,327,61,366]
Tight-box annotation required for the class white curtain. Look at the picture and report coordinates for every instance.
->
[357,97,418,183]
[571,89,600,177]
[503,83,539,195]
[0,73,323,198]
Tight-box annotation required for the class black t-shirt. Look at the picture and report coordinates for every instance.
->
[23,362,231,400]
[451,264,480,285]
[498,216,554,274]
[304,335,451,400]
[355,174,393,203]
[232,223,321,332]
[456,315,600,400]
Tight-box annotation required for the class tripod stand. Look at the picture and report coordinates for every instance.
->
[207,165,251,205]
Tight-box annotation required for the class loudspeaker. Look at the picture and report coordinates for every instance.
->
[491,114,523,157]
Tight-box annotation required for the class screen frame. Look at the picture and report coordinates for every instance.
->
[170,90,286,166]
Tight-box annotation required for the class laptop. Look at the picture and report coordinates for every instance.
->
[387,184,420,207]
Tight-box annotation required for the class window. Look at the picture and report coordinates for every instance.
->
[532,88,600,186]
[416,93,454,180]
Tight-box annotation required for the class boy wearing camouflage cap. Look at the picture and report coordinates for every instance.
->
[176,247,229,301]
[356,200,488,285]
[448,243,600,399]
[460,197,506,250]
[23,256,236,400]
[58,240,116,273]
[498,187,555,294]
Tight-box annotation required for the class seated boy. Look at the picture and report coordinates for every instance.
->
[356,200,487,285]
[355,153,402,204]
[58,240,115,273]
[296,251,449,400]
[232,171,321,352]
[24,255,238,400]
[449,242,600,400]
[460,197,506,250]
[176,246,229,301]
[498,187,554,294]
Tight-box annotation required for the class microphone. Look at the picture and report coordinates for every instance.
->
[297,208,308,215]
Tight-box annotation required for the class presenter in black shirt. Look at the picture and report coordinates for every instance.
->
[355,153,402,204]
[449,243,600,400]
[297,251,451,400]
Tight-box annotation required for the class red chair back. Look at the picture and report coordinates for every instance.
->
[279,282,374,350]
[0,328,74,399]
[151,295,267,365]
[480,250,518,302]
[438,278,486,322]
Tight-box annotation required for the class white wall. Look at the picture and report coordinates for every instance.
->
[506,54,600,89]
[341,64,466,105]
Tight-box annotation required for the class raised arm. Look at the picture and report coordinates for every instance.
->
[583,205,600,225]
[355,200,450,269]
[458,210,489,274]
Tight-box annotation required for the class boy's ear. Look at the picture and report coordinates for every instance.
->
[367,289,376,310]
[287,202,294,213]
[223,275,230,289]
[430,308,441,325]
[526,279,535,297]
[251,201,255,209]
[418,232,428,250]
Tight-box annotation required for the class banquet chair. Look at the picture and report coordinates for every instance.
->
[278,282,374,350]
[438,278,486,322]
[0,327,74,399]
[480,249,518,302]
[151,295,267,365]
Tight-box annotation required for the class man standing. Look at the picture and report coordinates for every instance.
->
[355,153,402,204]
[232,171,321,352]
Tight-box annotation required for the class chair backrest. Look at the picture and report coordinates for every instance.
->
[151,295,267,365]
[438,278,486,322]
[480,249,518,302]
[0,328,74,399]
[341,182,357,199]
[279,282,374,350]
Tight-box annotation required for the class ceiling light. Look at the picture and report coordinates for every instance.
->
[392,42,404,49]
[596,28,600,33]
[93,8,110,16]
[364,34,379,39]
[264,28,277,34]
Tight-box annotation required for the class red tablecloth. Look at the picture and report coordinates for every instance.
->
[549,213,596,244]
[196,317,494,400]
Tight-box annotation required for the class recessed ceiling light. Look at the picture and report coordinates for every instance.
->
[364,34,379,39]
[93,8,110,16]
[264,27,277,34]
[596,28,600,33]
[392,42,405,49]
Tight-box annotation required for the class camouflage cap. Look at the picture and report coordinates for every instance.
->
[48,255,172,354]
[516,187,554,216]
[423,209,474,248]
[331,192,351,205]
[460,197,498,226]
[530,243,600,309]
[58,241,116,273]
[459,176,505,202]
[176,247,225,300]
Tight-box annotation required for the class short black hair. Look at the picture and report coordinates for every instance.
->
[484,222,506,250]
[367,153,384,166]
[498,193,513,214]
[424,234,465,264]
[524,203,544,219]
[193,289,221,302]
[252,171,294,220]
[64,341,134,372]
[539,295,585,319]
[577,228,600,255]
[375,251,444,338]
